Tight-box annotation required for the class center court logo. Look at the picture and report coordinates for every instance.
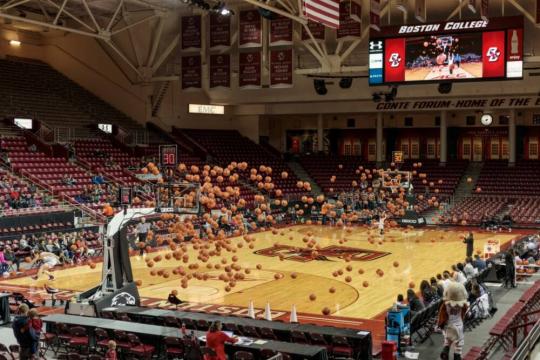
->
[255,245,390,262]
[486,47,501,62]
[388,53,402,67]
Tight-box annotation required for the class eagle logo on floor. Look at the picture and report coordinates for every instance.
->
[255,245,390,262]
[111,292,136,307]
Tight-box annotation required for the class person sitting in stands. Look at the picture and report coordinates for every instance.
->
[420,279,438,305]
[431,277,444,298]
[92,173,105,185]
[473,254,487,271]
[407,289,425,316]
[204,321,238,360]
[393,294,408,311]
[463,257,478,279]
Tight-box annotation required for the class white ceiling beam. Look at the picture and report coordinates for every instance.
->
[151,34,179,74]
[0,11,107,38]
[106,0,124,32]
[111,13,157,35]
[81,0,101,32]
[147,15,164,66]
[52,0,68,25]
[105,40,142,77]
[0,0,30,11]
[45,0,95,32]
[507,0,537,25]
[446,0,469,20]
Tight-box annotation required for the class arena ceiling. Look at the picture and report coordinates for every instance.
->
[0,0,539,85]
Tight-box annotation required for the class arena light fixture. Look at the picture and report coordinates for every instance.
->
[314,79,327,95]
[9,40,21,47]
[339,78,353,89]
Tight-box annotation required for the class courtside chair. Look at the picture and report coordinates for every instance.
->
[234,350,254,360]
[127,333,155,359]
[164,337,184,359]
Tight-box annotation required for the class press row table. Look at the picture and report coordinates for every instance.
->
[43,314,329,360]
[101,306,372,359]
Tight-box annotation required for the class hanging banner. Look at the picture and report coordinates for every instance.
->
[349,0,362,23]
[537,0,540,24]
[415,0,426,23]
[480,0,489,21]
[209,54,230,88]
[270,15,293,46]
[301,21,326,41]
[181,55,201,89]
[468,0,477,13]
[239,51,261,89]
[181,15,201,51]
[210,13,231,49]
[239,10,262,48]
[370,0,381,31]
[337,1,361,39]
[270,49,293,88]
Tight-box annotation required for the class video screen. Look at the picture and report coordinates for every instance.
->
[404,32,482,81]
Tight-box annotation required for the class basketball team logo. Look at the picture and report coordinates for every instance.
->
[486,47,501,62]
[255,244,390,262]
[388,53,402,68]
[246,54,253,63]
[278,51,285,61]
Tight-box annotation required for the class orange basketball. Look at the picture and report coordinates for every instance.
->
[362,281,369,288]
[329,287,336,293]
[393,261,399,268]
[322,307,331,315]
[309,294,317,301]
[409,281,416,288]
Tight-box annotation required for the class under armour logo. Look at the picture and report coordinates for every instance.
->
[370,40,383,51]
[388,53,401,67]
[486,47,500,62]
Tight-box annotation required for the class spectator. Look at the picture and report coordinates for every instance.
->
[463,257,478,279]
[431,277,444,298]
[27,308,42,357]
[393,294,408,310]
[92,173,105,185]
[453,263,467,285]
[407,288,425,315]
[504,248,516,288]
[0,247,8,274]
[441,271,453,291]
[473,254,487,271]
[136,217,151,256]
[4,245,20,272]
[463,232,474,258]
[12,304,38,360]
[106,340,117,360]
[204,321,238,360]
[420,279,438,305]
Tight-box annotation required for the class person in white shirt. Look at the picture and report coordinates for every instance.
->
[463,257,478,279]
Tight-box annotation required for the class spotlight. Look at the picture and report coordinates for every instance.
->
[314,79,327,95]
[438,82,452,94]
[220,8,230,15]
[339,78,352,89]
[372,93,382,103]
[9,40,21,47]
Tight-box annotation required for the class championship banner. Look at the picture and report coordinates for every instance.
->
[210,13,231,49]
[480,0,489,21]
[181,15,201,51]
[349,0,361,23]
[181,55,201,89]
[337,1,361,39]
[415,0,426,23]
[370,0,381,31]
[209,54,230,88]
[239,51,261,89]
[270,49,293,88]
[301,20,326,41]
[239,10,262,48]
[270,15,293,46]
[468,0,477,13]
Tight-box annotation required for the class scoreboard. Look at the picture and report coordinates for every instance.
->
[159,144,178,167]
[369,16,523,85]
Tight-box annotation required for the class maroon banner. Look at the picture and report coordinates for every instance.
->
[239,51,261,89]
[301,20,326,41]
[209,54,230,88]
[239,10,262,48]
[337,1,361,39]
[370,0,381,31]
[210,13,231,49]
[181,15,201,50]
[270,49,293,88]
[181,55,201,89]
[270,15,293,46]
[480,0,488,21]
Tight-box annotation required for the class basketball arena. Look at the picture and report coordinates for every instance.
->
[0,1,539,360]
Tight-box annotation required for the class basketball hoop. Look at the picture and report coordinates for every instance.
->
[155,182,201,214]
[381,170,412,193]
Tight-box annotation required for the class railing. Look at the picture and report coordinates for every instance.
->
[511,318,540,360]
[54,127,74,143]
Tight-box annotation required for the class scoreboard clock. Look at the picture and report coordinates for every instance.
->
[159,145,178,167]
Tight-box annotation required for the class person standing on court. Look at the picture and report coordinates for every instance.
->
[463,232,474,258]
[136,217,151,255]
[504,248,516,288]
[204,321,238,360]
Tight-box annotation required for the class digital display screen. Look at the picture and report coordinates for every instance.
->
[369,16,523,85]
[159,145,178,167]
